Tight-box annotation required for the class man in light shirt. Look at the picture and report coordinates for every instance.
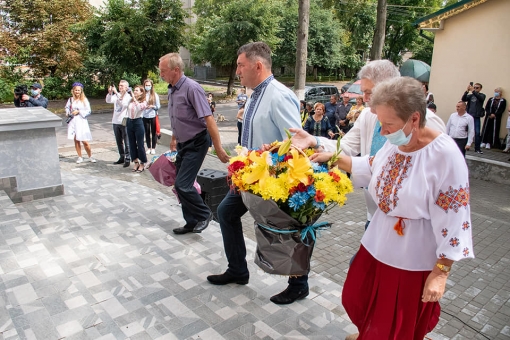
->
[446,101,475,157]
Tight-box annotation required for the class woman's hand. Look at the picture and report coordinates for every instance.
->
[309,152,334,163]
[422,270,448,303]
[73,110,79,116]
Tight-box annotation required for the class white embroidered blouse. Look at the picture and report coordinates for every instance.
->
[350,133,474,271]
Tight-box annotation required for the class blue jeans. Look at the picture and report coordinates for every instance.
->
[473,117,481,151]
[175,130,211,226]
[218,190,308,290]
[126,118,147,164]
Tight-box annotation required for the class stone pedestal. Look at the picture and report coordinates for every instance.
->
[0,107,64,202]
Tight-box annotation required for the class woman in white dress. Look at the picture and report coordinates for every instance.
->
[65,83,95,163]
[311,77,473,340]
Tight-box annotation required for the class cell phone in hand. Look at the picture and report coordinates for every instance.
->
[469,82,473,86]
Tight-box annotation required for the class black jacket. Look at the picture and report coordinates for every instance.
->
[461,91,486,118]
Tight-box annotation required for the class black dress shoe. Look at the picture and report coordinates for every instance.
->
[207,272,249,285]
[193,213,213,233]
[173,227,194,235]
[123,161,130,168]
[113,158,125,165]
[270,286,309,305]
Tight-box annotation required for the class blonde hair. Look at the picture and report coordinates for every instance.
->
[71,85,86,102]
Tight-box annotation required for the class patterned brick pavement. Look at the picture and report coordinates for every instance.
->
[1,104,509,339]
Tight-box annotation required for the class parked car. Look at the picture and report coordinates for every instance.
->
[341,78,358,94]
[304,84,340,104]
[343,80,363,103]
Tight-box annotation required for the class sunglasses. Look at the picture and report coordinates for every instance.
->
[474,86,480,89]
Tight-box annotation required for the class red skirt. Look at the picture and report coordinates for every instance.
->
[342,245,440,340]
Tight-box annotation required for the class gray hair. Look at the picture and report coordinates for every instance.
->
[370,77,426,127]
[358,60,400,85]
[160,53,185,72]
[119,80,129,87]
[237,42,272,70]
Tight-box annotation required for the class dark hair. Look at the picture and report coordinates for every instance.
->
[474,83,483,89]
[427,103,437,110]
[423,84,429,91]
[237,42,272,69]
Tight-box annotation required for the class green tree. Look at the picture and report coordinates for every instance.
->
[382,0,442,65]
[0,0,92,77]
[189,0,282,94]
[273,0,345,79]
[83,0,187,82]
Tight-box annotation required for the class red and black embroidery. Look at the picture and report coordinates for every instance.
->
[375,153,413,214]
[463,247,470,257]
[462,221,470,230]
[369,156,375,167]
[449,237,460,247]
[441,228,448,237]
[435,183,470,213]
[439,253,446,259]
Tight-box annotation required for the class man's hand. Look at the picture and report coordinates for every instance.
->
[465,144,470,151]
[289,128,316,149]
[215,148,230,163]
[467,84,473,92]
[170,138,177,152]
[309,152,334,163]
[21,94,30,101]
[490,114,496,119]
[422,270,448,303]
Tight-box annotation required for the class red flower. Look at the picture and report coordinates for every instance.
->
[228,161,245,174]
[328,171,341,182]
[315,190,325,202]
[296,182,307,192]
[284,154,294,161]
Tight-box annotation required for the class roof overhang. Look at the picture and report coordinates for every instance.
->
[414,0,489,31]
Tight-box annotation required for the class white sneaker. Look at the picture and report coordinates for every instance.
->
[480,143,486,148]
[486,144,490,149]
[89,157,97,163]
[76,157,83,164]
[151,149,155,155]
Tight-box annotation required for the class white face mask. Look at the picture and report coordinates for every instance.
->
[384,119,413,146]
[145,86,152,91]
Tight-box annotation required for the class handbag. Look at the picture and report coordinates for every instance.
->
[148,154,177,186]
[121,116,128,126]
[155,115,161,136]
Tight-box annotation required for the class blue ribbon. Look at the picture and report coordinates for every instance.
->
[257,221,331,246]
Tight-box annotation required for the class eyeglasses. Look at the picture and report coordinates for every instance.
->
[474,86,480,89]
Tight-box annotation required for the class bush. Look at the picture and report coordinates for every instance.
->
[41,77,71,100]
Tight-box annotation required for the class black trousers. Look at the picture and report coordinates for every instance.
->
[143,117,157,149]
[453,137,468,157]
[113,123,130,161]
[175,130,211,226]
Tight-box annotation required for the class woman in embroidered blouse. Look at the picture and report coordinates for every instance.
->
[481,87,506,150]
[303,102,335,138]
[142,79,161,155]
[65,82,95,164]
[311,77,474,340]
[126,85,148,172]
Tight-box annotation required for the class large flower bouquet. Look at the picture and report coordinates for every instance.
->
[228,136,353,275]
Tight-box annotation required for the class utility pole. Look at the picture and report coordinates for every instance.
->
[294,0,310,100]
[370,0,387,60]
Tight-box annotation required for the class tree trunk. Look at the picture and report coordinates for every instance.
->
[370,0,387,61]
[294,0,310,101]
[227,60,237,95]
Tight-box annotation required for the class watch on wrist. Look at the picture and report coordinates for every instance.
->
[435,263,451,273]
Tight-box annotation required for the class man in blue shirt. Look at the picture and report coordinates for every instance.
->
[207,42,307,305]
[325,94,338,133]
[159,53,229,234]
